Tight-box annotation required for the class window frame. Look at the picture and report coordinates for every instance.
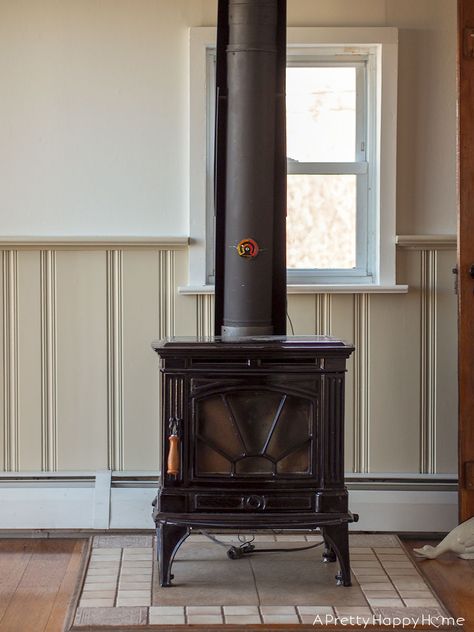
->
[188,27,398,290]
[285,53,372,284]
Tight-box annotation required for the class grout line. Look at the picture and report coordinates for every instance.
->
[248,554,261,609]
[149,535,155,611]
[295,604,303,624]
[113,548,124,607]
[370,545,400,608]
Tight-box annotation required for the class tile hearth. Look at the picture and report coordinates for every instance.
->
[72,533,452,629]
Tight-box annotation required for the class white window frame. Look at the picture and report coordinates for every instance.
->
[188,27,398,290]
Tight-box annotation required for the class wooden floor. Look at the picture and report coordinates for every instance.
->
[0,539,87,632]
[404,538,474,630]
[0,537,472,632]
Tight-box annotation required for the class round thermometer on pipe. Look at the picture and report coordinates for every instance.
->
[237,238,260,258]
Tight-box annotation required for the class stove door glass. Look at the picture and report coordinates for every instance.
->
[194,388,313,477]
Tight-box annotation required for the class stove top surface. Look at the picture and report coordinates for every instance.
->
[152,335,354,352]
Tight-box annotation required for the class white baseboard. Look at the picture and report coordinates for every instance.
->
[0,471,458,533]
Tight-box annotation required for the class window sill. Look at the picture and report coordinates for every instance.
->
[178,284,409,295]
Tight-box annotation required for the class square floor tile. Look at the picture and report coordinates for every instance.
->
[81,590,116,599]
[363,590,399,598]
[84,575,118,583]
[398,590,434,599]
[223,606,259,615]
[187,606,222,615]
[87,568,120,576]
[116,597,151,607]
[74,606,148,626]
[118,574,152,583]
[367,597,404,607]
[225,615,262,624]
[117,591,151,599]
[187,614,223,624]
[335,606,372,616]
[297,606,334,615]
[359,582,396,591]
[353,567,387,576]
[260,606,297,615]
[351,561,383,569]
[386,569,419,576]
[118,582,151,591]
[83,582,117,591]
[261,614,299,623]
[403,598,441,607]
[79,598,115,608]
[149,614,186,625]
[355,575,389,583]
[150,606,184,615]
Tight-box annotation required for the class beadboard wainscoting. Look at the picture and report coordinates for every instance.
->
[0,237,458,530]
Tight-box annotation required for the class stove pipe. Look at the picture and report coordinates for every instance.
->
[214,0,287,339]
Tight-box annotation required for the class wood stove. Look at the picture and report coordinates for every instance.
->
[152,336,355,587]
[152,0,357,588]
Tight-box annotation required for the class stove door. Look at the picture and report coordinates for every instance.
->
[191,378,318,481]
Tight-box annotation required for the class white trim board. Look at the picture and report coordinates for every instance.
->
[0,472,457,532]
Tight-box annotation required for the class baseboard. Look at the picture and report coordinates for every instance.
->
[0,471,458,532]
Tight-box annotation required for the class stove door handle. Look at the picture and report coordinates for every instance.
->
[167,434,180,478]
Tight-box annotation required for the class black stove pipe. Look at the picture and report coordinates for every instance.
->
[214,0,287,339]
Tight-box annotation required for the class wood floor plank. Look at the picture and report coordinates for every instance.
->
[403,538,474,629]
[44,540,88,632]
[0,540,79,632]
[0,541,34,623]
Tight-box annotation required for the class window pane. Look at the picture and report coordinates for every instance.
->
[287,174,356,269]
[286,66,356,162]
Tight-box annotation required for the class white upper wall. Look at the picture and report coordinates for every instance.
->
[0,0,456,236]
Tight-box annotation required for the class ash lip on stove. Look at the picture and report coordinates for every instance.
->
[151,0,356,590]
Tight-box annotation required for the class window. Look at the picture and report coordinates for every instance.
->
[286,55,371,283]
[188,28,398,290]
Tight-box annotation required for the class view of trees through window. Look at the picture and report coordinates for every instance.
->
[286,66,358,270]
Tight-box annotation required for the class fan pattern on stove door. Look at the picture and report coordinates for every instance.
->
[195,390,313,476]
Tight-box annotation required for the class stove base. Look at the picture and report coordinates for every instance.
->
[154,511,357,588]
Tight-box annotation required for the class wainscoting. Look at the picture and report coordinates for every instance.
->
[0,237,458,530]
[0,237,457,531]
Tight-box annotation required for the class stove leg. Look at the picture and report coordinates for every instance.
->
[321,528,337,563]
[156,522,189,587]
[322,523,351,586]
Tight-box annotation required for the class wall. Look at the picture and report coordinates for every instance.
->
[0,0,459,528]
[0,0,456,236]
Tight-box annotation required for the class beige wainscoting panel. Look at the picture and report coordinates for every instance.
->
[287,294,316,334]
[368,251,422,472]
[122,249,160,471]
[196,293,214,338]
[330,294,356,473]
[2,251,19,471]
[17,251,43,470]
[174,251,198,337]
[435,250,457,473]
[56,250,108,470]
[0,241,459,477]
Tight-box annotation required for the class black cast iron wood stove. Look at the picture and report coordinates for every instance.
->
[152,0,356,588]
